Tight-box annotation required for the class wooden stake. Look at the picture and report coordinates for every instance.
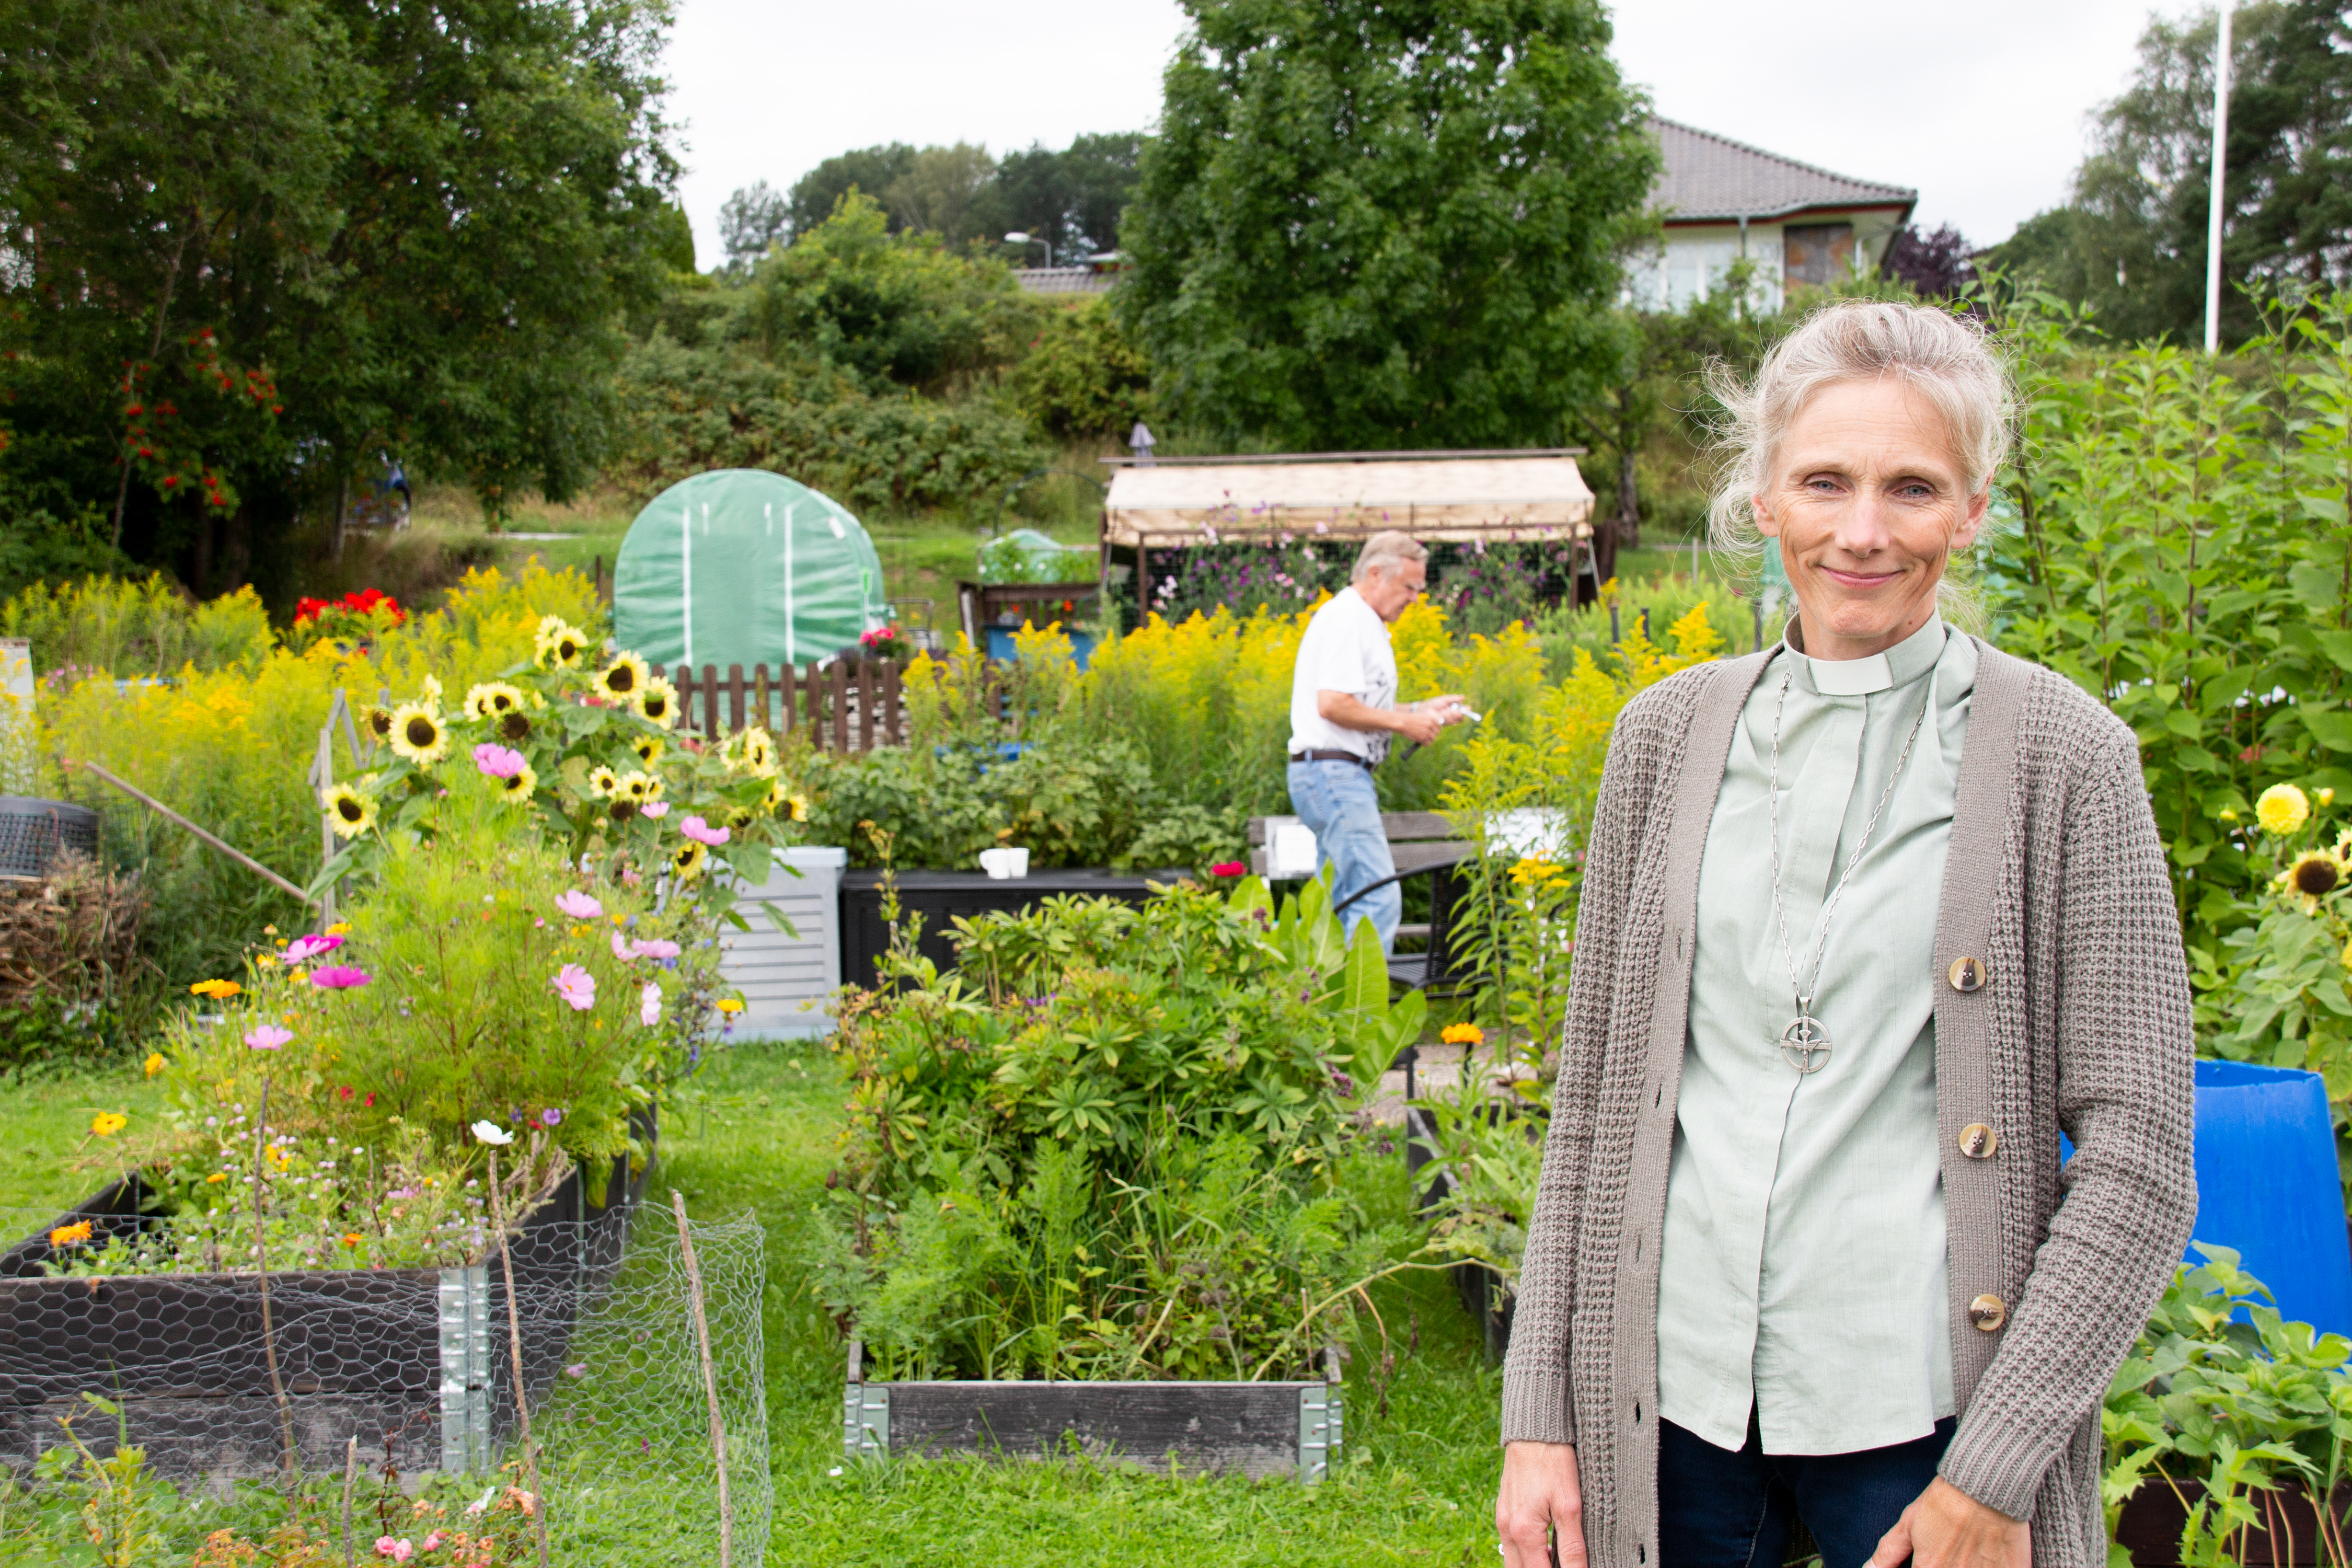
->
[249,1078,298,1489]
[487,1147,551,1568]
[65,758,314,905]
[671,1190,733,1568]
[341,1436,359,1567]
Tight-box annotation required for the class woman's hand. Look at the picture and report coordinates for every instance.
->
[1496,1440,1584,1568]
[1870,1478,2029,1568]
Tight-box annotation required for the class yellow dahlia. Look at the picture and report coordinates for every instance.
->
[387,702,448,765]
[2258,783,2311,836]
[322,783,378,839]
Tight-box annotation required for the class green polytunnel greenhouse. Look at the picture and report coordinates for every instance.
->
[612,469,890,671]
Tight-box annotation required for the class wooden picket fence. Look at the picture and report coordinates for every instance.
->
[666,661,906,753]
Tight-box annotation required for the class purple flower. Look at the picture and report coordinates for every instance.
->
[283,933,344,962]
[679,815,730,847]
[564,1363,587,1379]
[539,1107,563,1127]
[555,890,602,920]
[472,743,526,779]
[553,964,596,1011]
[244,1024,293,1050]
[310,966,370,990]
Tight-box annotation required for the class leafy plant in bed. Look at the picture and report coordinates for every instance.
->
[810,873,1424,1477]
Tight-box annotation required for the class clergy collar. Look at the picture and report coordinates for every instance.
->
[1779,614,1946,697]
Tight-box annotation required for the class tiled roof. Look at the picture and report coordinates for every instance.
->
[1650,117,1916,224]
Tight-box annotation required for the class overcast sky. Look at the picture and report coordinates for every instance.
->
[665,0,2176,267]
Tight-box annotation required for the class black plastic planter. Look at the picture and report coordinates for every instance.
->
[838,869,1185,988]
[0,1141,650,1479]
[841,1342,1344,1482]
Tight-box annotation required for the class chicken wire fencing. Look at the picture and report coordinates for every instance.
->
[0,1195,769,1566]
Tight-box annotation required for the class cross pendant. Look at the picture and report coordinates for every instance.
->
[1780,1009,1832,1074]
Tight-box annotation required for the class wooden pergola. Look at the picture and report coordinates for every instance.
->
[1097,448,1600,611]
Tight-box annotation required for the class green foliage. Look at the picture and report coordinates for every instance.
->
[1119,0,1658,449]
[994,132,1144,262]
[743,193,1037,395]
[1010,297,1154,439]
[2103,1246,2352,1565]
[610,335,1042,515]
[0,574,273,677]
[813,876,1424,1381]
[799,736,1156,871]
[785,144,919,241]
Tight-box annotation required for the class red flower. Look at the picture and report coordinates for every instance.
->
[294,597,328,625]
[1209,861,1247,878]
[162,475,178,488]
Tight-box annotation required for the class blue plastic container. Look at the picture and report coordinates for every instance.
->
[984,624,1096,670]
[2185,1059,2352,1336]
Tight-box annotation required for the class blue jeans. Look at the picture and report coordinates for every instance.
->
[1658,1413,1955,1568]
[1286,759,1398,953]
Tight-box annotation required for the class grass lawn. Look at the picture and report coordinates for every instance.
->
[1,1041,1506,1566]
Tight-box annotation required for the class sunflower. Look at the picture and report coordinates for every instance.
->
[463,682,526,722]
[727,725,779,778]
[365,706,394,741]
[493,762,538,805]
[499,709,533,742]
[2258,783,2312,836]
[638,677,681,727]
[617,770,662,804]
[762,778,809,822]
[670,840,708,881]
[535,615,589,669]
[322,783,378,838]
[587,765,620,799]
[631,734,664,766]
[596,653,651,703]
[387,702,448,765]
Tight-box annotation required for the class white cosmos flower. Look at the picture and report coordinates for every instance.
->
[471,1120,514,1147]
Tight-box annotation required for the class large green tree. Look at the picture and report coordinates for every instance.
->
[1993,1,2349,346]
[0,0,677,597]
[1115,0,1658,451]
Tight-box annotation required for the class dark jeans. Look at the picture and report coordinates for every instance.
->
[1657,1412,1956,1568]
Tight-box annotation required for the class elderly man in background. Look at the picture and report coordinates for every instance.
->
[1286,531,1463,952]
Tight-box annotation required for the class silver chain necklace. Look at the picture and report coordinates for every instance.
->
[1765,668,1932,1073]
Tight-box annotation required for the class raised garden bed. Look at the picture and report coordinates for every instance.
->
[841,1342,1342,1482]
[838,868,1183,987]
[0,1138,651,1479]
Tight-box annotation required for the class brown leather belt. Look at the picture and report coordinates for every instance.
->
[1289,749,1373,770]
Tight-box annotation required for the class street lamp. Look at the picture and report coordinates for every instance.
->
[1005,231,1052,269]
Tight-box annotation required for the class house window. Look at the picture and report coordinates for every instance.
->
[1783,223,1854,287]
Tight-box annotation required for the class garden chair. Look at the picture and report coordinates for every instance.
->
[1245,811,1473,996]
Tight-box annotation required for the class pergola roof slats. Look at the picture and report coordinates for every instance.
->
[1100,453,1595,548]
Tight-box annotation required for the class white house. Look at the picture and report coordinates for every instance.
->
[1625,118,1917,314]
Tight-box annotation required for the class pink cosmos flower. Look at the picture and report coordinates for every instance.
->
[244,1024,293,1051]
[640,801,670,818]
[471,743,525,779]
[611,929,633,961]
[679,815,730,847]
[310,966,370,990]
[554,964,596,1011]
[283,932,344,962]
[640,982,662,1028]
[630,938,681,961]
[554,890,602,920]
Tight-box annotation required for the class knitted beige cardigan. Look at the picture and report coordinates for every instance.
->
[1499,640,2198,1566]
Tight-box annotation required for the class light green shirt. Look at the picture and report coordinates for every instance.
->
[1655,614,1977,1456]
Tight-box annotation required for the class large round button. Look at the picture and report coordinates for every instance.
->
[1949,957,1988,993]
[1959,1123,1999,1159]
[1968,1294,2008,1331]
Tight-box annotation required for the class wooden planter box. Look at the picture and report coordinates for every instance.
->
[0,1138,650,1479]
[841,1343,1343,1482]
[2115,1477,2352,1565]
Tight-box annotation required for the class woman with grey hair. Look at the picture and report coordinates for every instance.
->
[1493,300,2195,1568]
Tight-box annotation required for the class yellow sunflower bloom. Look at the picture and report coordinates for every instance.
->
[534,615,589,670]
[726,726,779,778]
[637,676,681,727]
[2289,849,2345,900]
[494,762,539,804]
[587,765,620,799]
[90,1112,126,1137]
[670,840,708,882]
[617,770,662,803]
[631,734,664,766]
[387,702,448,765]
[322,782,378,839]
[463,681,527,721]
[597,653,651,703]
[2258,783,2311,835]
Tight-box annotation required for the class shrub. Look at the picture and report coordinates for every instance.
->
[1010,296,1153,439]
[811,875,1423,1381]
[0,574,272,677]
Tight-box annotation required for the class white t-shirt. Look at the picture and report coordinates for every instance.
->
[1287,587,1398,763]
